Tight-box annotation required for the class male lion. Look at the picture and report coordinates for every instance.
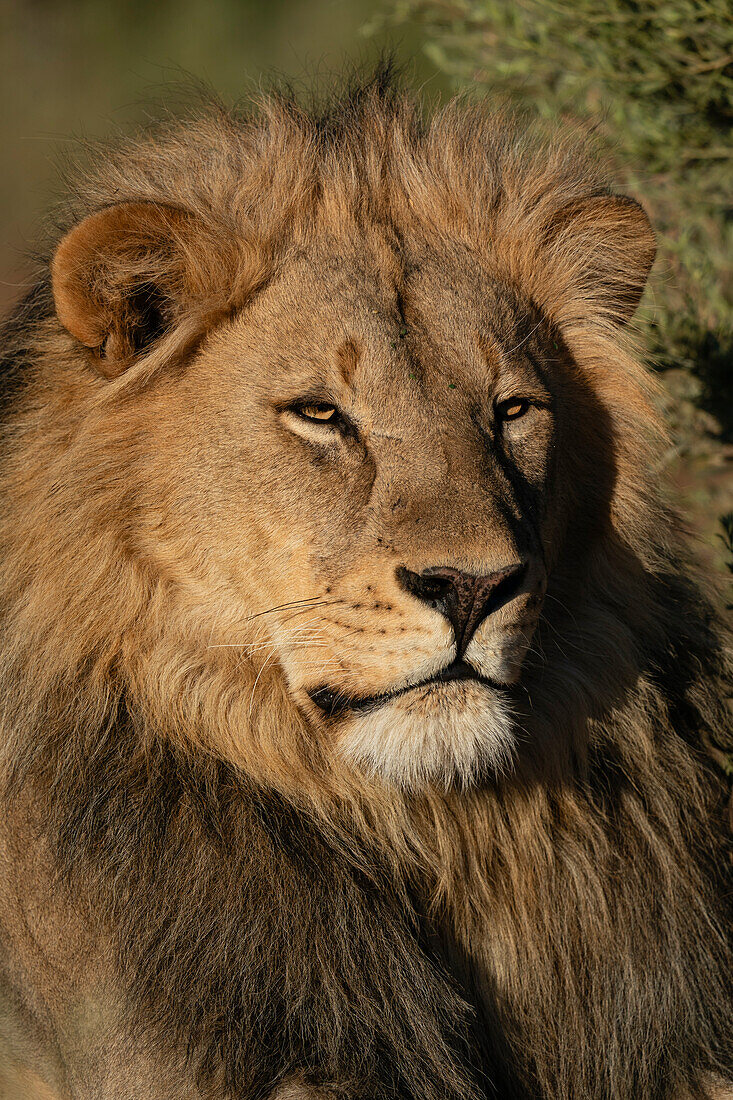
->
[0,73,731,1100]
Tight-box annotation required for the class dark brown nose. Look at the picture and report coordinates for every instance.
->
[396,562,527,654]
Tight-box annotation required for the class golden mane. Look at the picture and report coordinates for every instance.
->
[2,77,671,794]
[0,72,731,1099]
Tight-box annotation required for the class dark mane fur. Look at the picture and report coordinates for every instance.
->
[41,707,484,1099]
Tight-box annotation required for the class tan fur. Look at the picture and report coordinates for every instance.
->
[0,74,731,1099]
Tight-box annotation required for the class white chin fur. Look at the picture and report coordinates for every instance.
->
[337,680,516,791]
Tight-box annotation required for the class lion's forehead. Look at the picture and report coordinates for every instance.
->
[234,238,548,403]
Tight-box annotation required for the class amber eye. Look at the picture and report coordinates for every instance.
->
[296,403,337,423]
[497,398,530,422]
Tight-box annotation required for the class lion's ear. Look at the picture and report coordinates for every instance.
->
[51,202,204,379]
[546,194,656,326]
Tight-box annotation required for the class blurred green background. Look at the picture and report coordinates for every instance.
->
[1,0,731,587]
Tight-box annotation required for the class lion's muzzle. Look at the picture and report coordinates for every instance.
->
[396,560,529,655]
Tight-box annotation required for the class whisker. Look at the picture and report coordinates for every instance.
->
[207,617,331,651]
[538,614,605,660]
[276,615,330,633]
[537,618,584,654]
[543,592,583,628]
[248,595,328,621]
[278,601,340,625]
[207,637,329,652]
[248,650,276,718]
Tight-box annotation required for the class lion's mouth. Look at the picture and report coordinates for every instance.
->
[308,659,509,719]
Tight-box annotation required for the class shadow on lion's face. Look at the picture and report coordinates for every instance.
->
[49,137,650,791]
[136,236,579,789]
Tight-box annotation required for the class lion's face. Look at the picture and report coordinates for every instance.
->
[129,232,559,787]
[49,111,655,791]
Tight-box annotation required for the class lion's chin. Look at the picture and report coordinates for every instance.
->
[337,679,516,791]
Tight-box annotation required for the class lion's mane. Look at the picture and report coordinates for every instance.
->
[1,71,732,1099]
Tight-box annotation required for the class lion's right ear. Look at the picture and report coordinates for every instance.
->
[51,202,211,379]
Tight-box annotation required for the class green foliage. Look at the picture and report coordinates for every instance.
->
[367,1,732,385]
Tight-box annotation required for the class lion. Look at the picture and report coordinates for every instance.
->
[0,71,731,1100]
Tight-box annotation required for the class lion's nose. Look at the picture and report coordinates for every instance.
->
[396,562,528,654]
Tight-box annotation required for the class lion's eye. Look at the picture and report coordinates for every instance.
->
[296,404,337,423]
[281,400,352,442]
[497,398,530,422]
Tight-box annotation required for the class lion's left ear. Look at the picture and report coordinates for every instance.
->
[51,201,229,379]
[545,194,656,327]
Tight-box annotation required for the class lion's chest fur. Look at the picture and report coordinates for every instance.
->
[1,735,732,1100]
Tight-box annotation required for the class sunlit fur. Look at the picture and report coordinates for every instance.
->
[0,72,731,1099]
[340,679,517,789]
